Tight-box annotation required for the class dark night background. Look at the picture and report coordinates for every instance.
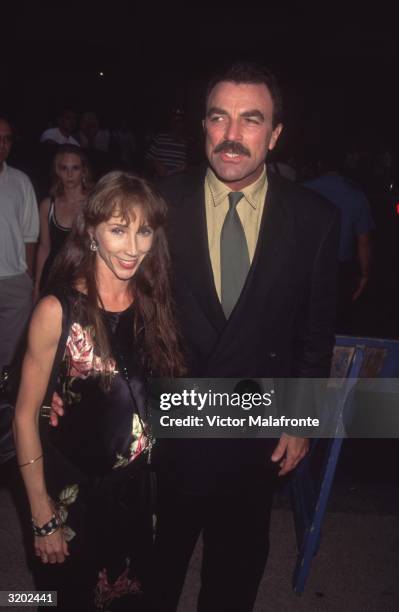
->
[2,2,399,156]
[1,1,399,338]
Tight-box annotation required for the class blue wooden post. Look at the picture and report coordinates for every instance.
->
[291,335,399,594]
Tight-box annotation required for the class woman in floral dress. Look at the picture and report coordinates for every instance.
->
[13,171,185,610]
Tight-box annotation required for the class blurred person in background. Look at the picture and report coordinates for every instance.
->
[77,112,111,178]
[145,108,188,177]
[110,118,137,170]
[40,109,80,147]
[0,117,39,372]
[34,145,92,298]
[77,112,110,153]
[304,151,374,332]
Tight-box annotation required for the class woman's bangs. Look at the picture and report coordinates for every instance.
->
[87,174,164,229]
[108,196,151,228]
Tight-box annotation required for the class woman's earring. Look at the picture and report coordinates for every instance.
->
[90,238,98,252]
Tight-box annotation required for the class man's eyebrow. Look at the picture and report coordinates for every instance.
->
[206,106,227,117]
[206,107,265,121]
[241,110,265,121]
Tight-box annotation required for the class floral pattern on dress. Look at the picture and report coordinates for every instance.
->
[55,483,79,542]
[61,322,150,471]
[112,414,149,469]
[94,558,142,610]
[65,323,117,380]
[61,322,117,405]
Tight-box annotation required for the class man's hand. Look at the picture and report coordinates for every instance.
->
[271,434,309,476]
[50,392,64,427]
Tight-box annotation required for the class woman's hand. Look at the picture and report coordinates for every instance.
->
[32,498,69,564]
[34,528,69,564]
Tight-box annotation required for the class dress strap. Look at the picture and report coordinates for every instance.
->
[48,197,70,231]
[48,197,55,223]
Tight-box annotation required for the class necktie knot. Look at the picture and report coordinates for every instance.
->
[228,191,244,210]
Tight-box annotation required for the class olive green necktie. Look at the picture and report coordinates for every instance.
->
[220,191,250,318]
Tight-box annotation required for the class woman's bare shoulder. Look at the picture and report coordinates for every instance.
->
[29,296,63,344]
[35,294,62,315]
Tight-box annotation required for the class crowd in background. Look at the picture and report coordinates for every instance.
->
[7,106,399,199]
[1,103,399,377]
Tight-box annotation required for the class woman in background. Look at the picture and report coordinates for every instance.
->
[34,145,92,297]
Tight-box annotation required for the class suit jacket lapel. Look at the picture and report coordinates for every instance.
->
[171,174,226,332]
[222,171,295,325]
[251,171,294,291]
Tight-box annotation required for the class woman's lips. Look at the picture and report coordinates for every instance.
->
[117,258,138,269]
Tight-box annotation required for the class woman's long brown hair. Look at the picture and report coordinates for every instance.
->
[49,171,186,377]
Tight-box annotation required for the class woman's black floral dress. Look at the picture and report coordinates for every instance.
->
[33,288,153,611]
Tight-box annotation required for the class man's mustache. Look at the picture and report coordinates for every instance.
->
[214,140,251,157]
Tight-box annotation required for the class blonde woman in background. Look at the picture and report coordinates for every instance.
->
[34,145,92,298]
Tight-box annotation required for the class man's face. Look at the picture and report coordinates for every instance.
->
[59,111,77,136]
[0,120,13,167]
[80,114,99,139]
[204,81,282,190]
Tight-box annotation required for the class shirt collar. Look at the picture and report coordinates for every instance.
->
[0,161,8,177]
[206,165,267,209]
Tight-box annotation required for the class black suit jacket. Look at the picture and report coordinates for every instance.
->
[156,166,340,492]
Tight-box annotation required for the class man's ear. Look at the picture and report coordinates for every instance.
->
[202,118,206,133]
[268,123,283,151]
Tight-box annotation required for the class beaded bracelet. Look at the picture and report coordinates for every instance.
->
[32,514,62,537]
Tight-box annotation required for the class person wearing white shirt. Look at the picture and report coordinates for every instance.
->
[0,118,39,371]
[40,109,80,146]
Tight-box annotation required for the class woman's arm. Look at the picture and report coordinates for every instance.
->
[13,295,69,563]
[33,198,51,300]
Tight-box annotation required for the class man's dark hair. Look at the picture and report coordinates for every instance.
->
[0,116,15,135]
[206,61,283,127]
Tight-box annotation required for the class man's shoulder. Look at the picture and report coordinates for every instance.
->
[3,164,32,187]
[269,171,338,223]
[156,165,206,205]
[40,127,58,141]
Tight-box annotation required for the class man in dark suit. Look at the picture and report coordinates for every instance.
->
[151,62,339,612]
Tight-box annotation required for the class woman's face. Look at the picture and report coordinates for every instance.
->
[55,153,84,190]
[92,207,154,282]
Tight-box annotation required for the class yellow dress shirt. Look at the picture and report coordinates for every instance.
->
[204,166,268,300]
